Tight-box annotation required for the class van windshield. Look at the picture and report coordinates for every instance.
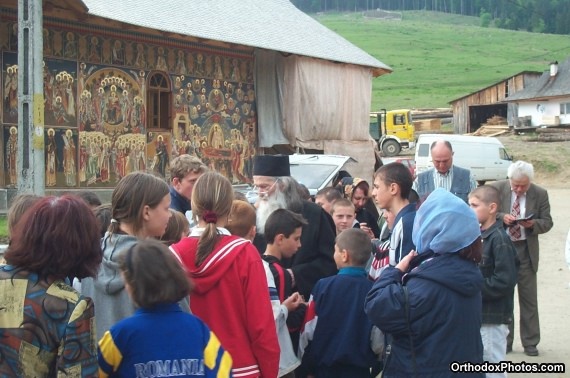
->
[418,143,429,157]
[499,148,512,160]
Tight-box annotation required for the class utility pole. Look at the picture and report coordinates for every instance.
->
[17,0,45,195]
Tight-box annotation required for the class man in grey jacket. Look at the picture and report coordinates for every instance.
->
[413,139,476,202]
[491,161,553,357]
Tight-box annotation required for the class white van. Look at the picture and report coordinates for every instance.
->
[414,134,512,183]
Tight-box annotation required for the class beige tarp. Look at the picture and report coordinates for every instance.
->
[281,55,373,145]
[255,50,375,178]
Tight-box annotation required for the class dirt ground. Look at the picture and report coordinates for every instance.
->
[497,133,570,189]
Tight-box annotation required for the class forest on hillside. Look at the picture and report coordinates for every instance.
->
[291,0,570,35]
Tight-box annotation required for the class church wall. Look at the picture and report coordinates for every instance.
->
[0,8,257,189]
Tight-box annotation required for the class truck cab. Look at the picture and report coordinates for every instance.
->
[370,109,416,156]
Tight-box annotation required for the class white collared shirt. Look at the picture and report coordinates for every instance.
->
[433,166,454,191]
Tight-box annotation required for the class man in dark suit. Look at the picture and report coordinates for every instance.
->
[491,161,553,357]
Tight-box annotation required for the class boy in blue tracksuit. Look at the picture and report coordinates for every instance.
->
[299,228,382,378]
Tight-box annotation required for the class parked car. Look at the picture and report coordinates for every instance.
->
[237,154,353,203]
[381,156,416,178]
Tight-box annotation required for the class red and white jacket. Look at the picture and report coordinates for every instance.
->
[171,228,279,378]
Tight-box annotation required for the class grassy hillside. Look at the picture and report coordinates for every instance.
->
[315,11,570,111]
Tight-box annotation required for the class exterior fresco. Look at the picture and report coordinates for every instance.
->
[169,77,257,183]
[45,128,78,187]
[0,17,256,188]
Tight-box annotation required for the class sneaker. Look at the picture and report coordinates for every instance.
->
[524,346,539,356]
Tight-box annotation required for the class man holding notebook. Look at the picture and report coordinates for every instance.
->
[491,160,553,357]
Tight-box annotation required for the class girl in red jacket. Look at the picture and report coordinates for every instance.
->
[171,171,279,378]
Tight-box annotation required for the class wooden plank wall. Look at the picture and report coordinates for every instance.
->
[451,73,541,134]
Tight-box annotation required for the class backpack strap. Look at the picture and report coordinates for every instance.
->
[272,262,286,303]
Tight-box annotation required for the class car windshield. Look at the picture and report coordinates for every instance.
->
[290,164,338,190]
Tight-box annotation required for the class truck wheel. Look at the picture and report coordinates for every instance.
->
[382,140,401,157]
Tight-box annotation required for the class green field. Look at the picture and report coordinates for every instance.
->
[0,216,7,240]
[315,11,570,110]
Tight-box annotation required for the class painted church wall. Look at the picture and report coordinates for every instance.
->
[0,13,256,188]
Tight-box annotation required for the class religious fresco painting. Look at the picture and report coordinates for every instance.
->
[43,58,77,128]
[147,131,171,179]
[79,130,146,187]
[169,76,257,184]
[3,52,18,125]
[3,126,17,187]
[1,18,257,188]
[78,65,145,133]
[44,128,78,187]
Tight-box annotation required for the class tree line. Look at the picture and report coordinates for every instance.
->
[292,0,570,35]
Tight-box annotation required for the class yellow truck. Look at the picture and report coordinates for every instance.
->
[370,109,416,156]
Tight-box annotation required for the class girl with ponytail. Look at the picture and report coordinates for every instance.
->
[171,171,279,378]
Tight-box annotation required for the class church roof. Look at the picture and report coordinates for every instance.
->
[81,0,391,76]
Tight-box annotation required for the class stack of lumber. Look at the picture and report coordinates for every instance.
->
[534,128,570,142]
[465,115,510,137]
[411,108,453,120]
[411,108,452,132]
[467,125,510,137]
[413,118,441,131]
[484,115,508,125]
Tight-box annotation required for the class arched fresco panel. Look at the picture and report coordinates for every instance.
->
[77,65,146,187]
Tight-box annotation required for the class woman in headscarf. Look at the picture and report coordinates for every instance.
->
[339,177,381,238]
[365,188,484,377]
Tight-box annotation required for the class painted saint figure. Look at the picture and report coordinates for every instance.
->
[6,126,18,186]
[4,66,18,116]
[209,124,224,149]
[79,140,87,183]
[63,130,77,187]
[154,135,169,178]
[99,142,110,183]
[46,129,57,187]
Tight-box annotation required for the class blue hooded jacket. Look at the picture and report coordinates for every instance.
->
[365,189,484,377]
[365,255,484,377]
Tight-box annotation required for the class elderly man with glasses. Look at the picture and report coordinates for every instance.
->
[251,154,337,300]
[491,161,553,357]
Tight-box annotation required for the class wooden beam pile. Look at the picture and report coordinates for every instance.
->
[534,128,570,142]
[466,125,510,137]
[464,115,510,137]
[411,108,453,132]
[484,115,508,125]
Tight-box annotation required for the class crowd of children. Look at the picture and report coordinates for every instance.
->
[0,155,532,377]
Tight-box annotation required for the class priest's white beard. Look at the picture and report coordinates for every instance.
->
[256,190,288,235]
